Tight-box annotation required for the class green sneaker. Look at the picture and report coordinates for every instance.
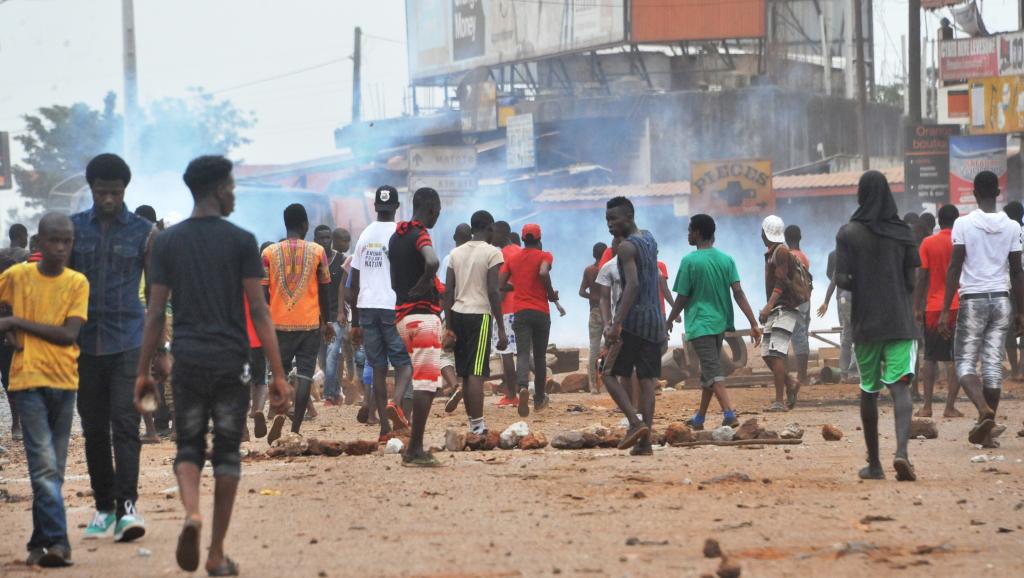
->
[83,511,116,540]
[114,502,146,543]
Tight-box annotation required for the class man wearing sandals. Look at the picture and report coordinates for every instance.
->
[939,170,1024,449]
[134,156,292,575]
[759,215,808,412]
[835,170,920,481]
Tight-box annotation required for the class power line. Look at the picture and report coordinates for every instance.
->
[209,56,351,95]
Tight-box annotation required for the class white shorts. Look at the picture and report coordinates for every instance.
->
[491,313,516,355]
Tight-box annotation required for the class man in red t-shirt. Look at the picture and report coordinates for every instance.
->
[914,204,963,418]
[500,224,565,417]
[490,221,520,406]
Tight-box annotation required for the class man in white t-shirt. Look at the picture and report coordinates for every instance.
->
[940,171,1024,448]
[443,211,507,435]
[350,186,414,441]
[594,236,629,401]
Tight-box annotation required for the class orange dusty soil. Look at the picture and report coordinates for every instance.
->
[1,372,1022,577]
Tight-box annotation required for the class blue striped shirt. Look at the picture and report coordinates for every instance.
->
[618,230,666,343]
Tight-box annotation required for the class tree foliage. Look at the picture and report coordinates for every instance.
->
[12,89,255,206]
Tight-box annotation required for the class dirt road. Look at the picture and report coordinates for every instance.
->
[1,379,1022,577]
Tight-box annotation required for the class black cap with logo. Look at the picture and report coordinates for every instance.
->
[375,185,400,209]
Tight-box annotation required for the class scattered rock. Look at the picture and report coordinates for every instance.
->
[344,440,378,456]
[566,404,587,413]
[859,515,895,524]
[834,541,877,557]
[271,432,308,456]
[664,422,696,445]
[821,424,844,441]
[580,431,602,449]
[733,419,764,441]
[304,439,346,457]
[910,418,938,439]
[552,431,586,450]
[384,438,405,454]
[519,433,548,450]
[500,421,531,449]
[703,538,723,558]
[704,472,753,484]
[599,427,625,448]
[560,373,589,393]
[445,428,467,452]
[970,454,1005,463]
[580,424,610,439]
[716,557,742,578]
[466,431,501,451]
[650,429,666,446]
[780,423,804,440]
[756,430,780,440]
[136,547,152,557]
[545,378,560,393]
[695,430,716,442]
[625,537,669,546]
[711,426,736,442]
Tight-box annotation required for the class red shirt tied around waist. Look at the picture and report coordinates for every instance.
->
[920,227,959,328]
[503,246,555,314]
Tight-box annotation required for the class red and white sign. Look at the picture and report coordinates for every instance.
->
[940,37,999,81]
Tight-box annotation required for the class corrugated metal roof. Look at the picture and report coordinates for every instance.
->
[535,167,905,203]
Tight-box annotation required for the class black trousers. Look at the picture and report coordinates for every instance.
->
[513,310,552,398]
[78,349,141,518]
[276,330,319,433]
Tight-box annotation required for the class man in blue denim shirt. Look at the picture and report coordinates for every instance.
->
[70,153,154,543]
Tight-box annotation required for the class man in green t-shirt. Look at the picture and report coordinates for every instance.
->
[667,214,762,429]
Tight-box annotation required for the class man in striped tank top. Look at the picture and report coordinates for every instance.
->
[602,197,667,456]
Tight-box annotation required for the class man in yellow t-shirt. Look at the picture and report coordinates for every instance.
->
[0,213,89,568]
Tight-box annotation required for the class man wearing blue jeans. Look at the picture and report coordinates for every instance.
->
[350,186,414,440]
[2,213,90,566]
[314,226,350,405]
[71,153,153,543]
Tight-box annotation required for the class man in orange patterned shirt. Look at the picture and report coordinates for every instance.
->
[261,204,333,441]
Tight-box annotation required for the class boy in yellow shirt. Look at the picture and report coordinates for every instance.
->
[0,213,89,567]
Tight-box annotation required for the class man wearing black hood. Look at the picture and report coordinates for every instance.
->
[835,171,920,482]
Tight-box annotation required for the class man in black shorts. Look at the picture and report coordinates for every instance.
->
[603,196,666,455]
[134,155,292,575]
[444,211,507,435]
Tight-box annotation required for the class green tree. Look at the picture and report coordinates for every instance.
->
[12,89,255,206]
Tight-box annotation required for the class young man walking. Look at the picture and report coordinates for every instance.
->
[759,215,808,412]
[940,171,1024,448]
[388,187,444,466]
[501,224,563,417]
[71,153,153,542]
[579,242,608,394]
[350,186,414,439]
[914,204,963,418]
[444,211,507,435]
[261,204,332,440]
[2,213,88,567]
[817,249,859,382]
[314,225,348,405]
[603,197,666,455]
[135,155,292,575]
[835,170,920,481]
[784,224,812,386]
[667,214,762,429]
[490,221,520,407]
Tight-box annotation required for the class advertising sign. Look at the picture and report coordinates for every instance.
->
[949,135,1007,206]
[408,173,478,194]
[406,0,626,81]
[968,76,1024,134]
[506,113,535,170]
[923,0,965,8]
[631,0,765,42]
[939,37,998,81]
[905,124,960,205]
[999,31,1024,76]
[690,159,774,216]
[459,78,497,133]
[408,147,477,172]
[0,132,10,190]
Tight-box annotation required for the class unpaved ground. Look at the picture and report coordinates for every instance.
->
[1,374,1022,578]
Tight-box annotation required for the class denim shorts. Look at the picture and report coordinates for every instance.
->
[172,360,250,478]
[954,294,1011,389]
[360,308,411,369]
[761,308,800,359]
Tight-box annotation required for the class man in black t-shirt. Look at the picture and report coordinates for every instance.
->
[133,156,292,575]
[314,225,350,405]
[388,187,443,467]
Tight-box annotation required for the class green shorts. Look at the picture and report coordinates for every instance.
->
[854,339,917,393]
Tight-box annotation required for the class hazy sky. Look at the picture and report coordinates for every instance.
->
[0,0,1019,173]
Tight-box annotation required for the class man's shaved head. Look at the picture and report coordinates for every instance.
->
[38,212,73,237]
[453,223,472,246]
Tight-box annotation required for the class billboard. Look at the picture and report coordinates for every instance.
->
[506,113,535,170]
[0,132,10,190]
[968,76,1024,134]
[406,0,626,81]
[631,0,765,43]
[690,159,774,216]
[998,31,1024,76]
[939,37,998,81]
[904,124,959,206]
[949,135,1007,207]
[408,147,477,172]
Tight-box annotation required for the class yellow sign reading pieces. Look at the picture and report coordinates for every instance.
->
[690,159,774,216]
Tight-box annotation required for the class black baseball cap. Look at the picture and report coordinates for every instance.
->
[375,185,400,209]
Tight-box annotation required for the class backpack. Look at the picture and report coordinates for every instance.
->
[772,245,812,304]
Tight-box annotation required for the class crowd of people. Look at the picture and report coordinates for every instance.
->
[0,150,1019,574]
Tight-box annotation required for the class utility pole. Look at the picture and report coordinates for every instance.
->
[854,0,870,170]
[122,0,140,162]
[908,0,921,123]
[352,26,362,123]
[818,1,831,96]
